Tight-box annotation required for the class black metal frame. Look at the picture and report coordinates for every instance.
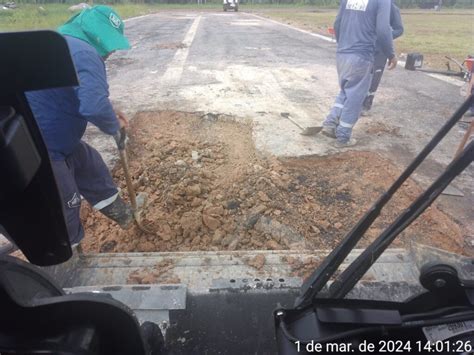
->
[0,31,78,265]
[295,94,474,308]
[276,258,474,353]
[276,96,474,353]
[329,139,473,298]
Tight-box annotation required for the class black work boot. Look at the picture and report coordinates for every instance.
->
[99,195,134,229]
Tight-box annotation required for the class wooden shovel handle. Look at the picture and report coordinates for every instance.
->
[118,148,138,211]
[455,120,473,159]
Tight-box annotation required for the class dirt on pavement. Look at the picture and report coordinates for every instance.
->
[80,111,467,256]
[127,259,181,285]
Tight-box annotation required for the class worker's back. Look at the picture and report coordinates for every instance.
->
[26,36,118,160]
[334,0,394,61]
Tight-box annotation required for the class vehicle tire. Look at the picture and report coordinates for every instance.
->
[140,321,166,355]
[223,6,227,11]
[234,6,238,11]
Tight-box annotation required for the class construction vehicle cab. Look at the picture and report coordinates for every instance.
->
[1,31,473,354]
[223,0,238,12]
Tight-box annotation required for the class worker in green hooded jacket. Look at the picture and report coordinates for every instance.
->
[26,6,137,245]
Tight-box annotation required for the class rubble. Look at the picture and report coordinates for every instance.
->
[246,255,266,270]
[80,111,467,255]
[126,259,181,284]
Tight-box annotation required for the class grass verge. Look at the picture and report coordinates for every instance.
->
[0,3,221,32]
[258,9,474,69]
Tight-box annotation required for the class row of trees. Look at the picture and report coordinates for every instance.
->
[396,0,471,7]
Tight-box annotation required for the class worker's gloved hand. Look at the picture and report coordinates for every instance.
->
[387,55,398,70]
[114,127,127,150]
[116,110,129,129]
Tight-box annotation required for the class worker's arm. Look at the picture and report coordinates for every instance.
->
[390,3,404,39]
[74,50,120,135]
[376,0,397,68]
[333,0,346,42]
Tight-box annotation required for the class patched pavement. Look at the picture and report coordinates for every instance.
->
[83,11,472,236]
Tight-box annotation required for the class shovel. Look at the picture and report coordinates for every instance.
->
[280,112,323,136]
[114,128,155,235]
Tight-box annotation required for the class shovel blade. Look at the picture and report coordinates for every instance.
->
[134,192,148,216]
[132,192,156,234]
[300,126,323,136]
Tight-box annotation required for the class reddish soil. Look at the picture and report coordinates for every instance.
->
[127,259,181,284]
[80,111,466,255]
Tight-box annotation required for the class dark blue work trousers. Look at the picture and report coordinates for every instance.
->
[51,141,118,244]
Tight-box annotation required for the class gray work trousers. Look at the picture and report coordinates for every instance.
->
[323,53,374,142]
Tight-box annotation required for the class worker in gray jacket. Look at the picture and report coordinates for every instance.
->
[322,0,398,147]
[362,2,404,114]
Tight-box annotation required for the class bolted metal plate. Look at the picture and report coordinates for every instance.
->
[210,276,301,292]
[64,284,186,331]
[65,284,186,310]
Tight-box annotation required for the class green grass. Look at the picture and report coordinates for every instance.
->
[256,10,336,33]
[0,3,222,32]
[260,9,474,69]
[0,4,71,31]
[396,11,474,68]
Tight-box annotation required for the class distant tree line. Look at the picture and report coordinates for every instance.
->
[395,0,472,7]
[8,0,474,8]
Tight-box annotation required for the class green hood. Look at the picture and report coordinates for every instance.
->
[58,5,130,57]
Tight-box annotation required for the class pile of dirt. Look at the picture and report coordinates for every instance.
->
[127,259,181,284]
[283,256,321,280]
[365,122,402,137]
[156,42,187,50]
[81,111,466,255]
[244,254,267,271]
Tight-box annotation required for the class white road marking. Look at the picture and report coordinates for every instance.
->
[161,15,202,85]
[207,13,237,16]
[245,47,271,50]
[246,13,336,43]
[231,21,261,26]
[124,13,153,23]
[124,13,193,23]
[234,19,263,22]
